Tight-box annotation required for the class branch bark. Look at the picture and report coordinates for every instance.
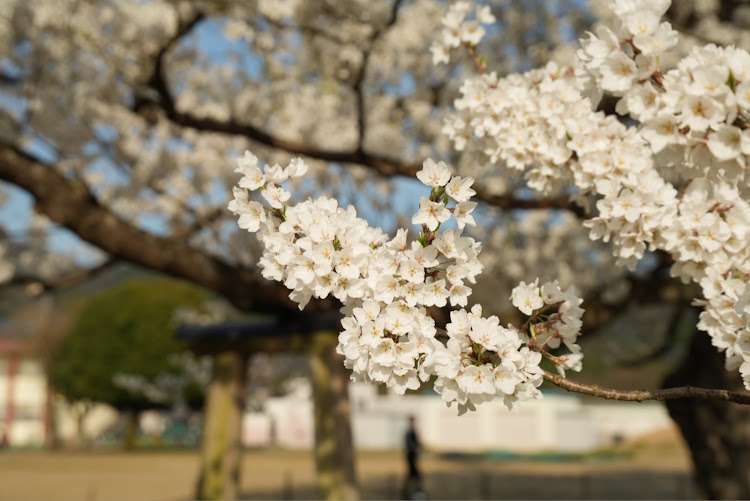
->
[543,370,750,405]
[351,0,403,152]
[0,141,327,314]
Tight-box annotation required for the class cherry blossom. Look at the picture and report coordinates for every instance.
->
[230,0,750,405]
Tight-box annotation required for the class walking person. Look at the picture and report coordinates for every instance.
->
[403,415,425,500]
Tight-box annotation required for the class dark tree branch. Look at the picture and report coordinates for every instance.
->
[0,141,334,314]
[0,72,20,86]
[543,370,750,405]
[149,12,206,100]
[352,0,403,151]
[142,99,585,215]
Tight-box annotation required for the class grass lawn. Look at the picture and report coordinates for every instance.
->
[0,429,693,500]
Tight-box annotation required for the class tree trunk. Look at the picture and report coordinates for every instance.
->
[72,402,91,450]
[309,331,358,501]
[195,350,248,501]
[662,328,750,499]
[121,411,140,450]
[44,383,60,450]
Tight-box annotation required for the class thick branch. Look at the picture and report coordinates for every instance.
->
[0,141,330,314]
[543,370,750,405]
[147,102,584,214]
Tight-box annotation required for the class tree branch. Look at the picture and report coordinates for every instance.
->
[147,101,585,214]
[434,327,750,405]
[543,370,750,405]
[0,140,334,314]
[133,10,584,217]
[0,72,20,86]
[352,0,403,151]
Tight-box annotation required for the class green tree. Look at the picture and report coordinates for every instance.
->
[49,277,207,448]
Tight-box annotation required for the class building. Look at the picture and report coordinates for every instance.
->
[0,297,118,447]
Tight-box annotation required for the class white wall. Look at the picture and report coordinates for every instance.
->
[0,358,47,446]
[245,382,674,453]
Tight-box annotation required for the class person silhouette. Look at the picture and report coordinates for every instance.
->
[403,415,424,499]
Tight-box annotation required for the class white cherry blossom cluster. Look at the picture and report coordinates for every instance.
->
[734,285,750,388]
[429,304,543,415]
[577,1,750,189]
[444,65,584,193]
[575,0,677,107]
[511,279,585,377]
[661,179,750,284]
[443,60,678,270]
[231,152,585,412]
[441,0,750,387]
[695,271,750,389]
[578,1,750,387]
[430,1,495,65]
[337,299,438,396]
[644,44,750,187]
[229,152,387,309]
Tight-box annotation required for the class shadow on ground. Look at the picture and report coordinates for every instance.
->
[240,469,695,500]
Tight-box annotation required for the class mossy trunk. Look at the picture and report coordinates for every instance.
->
[663,330,750,499]
[309,331,358,501]
[195,350,248,501]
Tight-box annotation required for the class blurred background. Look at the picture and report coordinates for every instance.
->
[0,0,749,499]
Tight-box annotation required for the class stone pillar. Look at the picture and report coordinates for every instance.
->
[309,331,358,500]
[195,350,249,500]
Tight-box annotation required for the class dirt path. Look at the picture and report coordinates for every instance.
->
[0,442,692,500]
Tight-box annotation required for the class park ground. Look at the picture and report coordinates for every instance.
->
[0,429,693,500]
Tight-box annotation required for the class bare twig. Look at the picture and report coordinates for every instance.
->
[543,370,750,405]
